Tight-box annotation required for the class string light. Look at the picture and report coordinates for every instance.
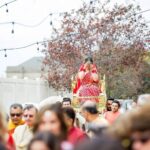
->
[0,33,79,53]
[37,42,40,51]
[0,0,17,9]
[0,0,149,55]
[11,22,15,34]
[50,21,53,25]
[4,49,7,57]
[0,19,149,55]
[0,8,149,30]
[0,40,49,52]
[5,4,8,13]
[44,43,47,48]
[0,12,56,29]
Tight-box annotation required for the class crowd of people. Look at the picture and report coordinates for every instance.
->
[0,94,150,150]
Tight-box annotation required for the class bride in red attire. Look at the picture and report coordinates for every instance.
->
[75,57,101,104]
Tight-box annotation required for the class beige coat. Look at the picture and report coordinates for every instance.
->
[13,124,33,150]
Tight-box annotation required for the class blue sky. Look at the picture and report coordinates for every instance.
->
[0,0,150,76]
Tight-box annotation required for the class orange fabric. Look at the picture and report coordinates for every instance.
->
[8,120,24,134]
[105,111,120,124]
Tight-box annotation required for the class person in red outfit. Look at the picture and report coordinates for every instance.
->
[74,57,101,104]
[63,107,87,145]
[7,134,15,150]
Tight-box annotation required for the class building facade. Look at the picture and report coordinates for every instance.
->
[0,57,70,112]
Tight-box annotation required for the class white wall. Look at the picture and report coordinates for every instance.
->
[6,72,42,79]
[0,78,59,112]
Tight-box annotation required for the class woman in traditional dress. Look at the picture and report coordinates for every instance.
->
[76,57,101,104]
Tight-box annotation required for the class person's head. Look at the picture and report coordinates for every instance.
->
[129,104,150,150]
[106,98,114,111]
[28,132,59,150]
[34,103,67,141]
[131,131,150,150]
[84,57,93,71]
[84,56,93,64]
[63,107,76,129]
[23,104,38,127]
[137,94,150,107]
[111,100,120,113]
[81,101,98,122]
[62,98,71,108]
[9,103,23,125]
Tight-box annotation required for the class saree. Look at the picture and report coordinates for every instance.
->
[73,64,101,103]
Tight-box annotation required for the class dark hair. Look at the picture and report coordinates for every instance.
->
[63,107,76,124]
[0,143,6,150]
[62,98,71,105]
[28,132,59,150]
[89,127,107,136]
[107,98,114,101]
[24,104,38,113]
[10,103,23,110]
[83,106,98,114]
[112,100,121,108]
[85,56,93,64]
[75,134,125,150]
[33,103,67,141]
[55,101,62,108]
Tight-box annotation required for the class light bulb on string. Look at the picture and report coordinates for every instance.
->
[41,42,47,52]
[5,4,9,13]
[5,53,7,57]
[43,42,47,48]
[11,22,15,34]
[4,49,7,57]
[37,42,39,51]
[49,13,53,26]
[50,21,53,25]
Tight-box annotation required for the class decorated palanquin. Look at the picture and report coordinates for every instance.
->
[71,73,107,111]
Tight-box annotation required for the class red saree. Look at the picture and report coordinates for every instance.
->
[74,64,101,103]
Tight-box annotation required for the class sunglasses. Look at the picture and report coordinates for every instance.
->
[10,113,22,117]
[131,136,150,144]
[24,114,33,118]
